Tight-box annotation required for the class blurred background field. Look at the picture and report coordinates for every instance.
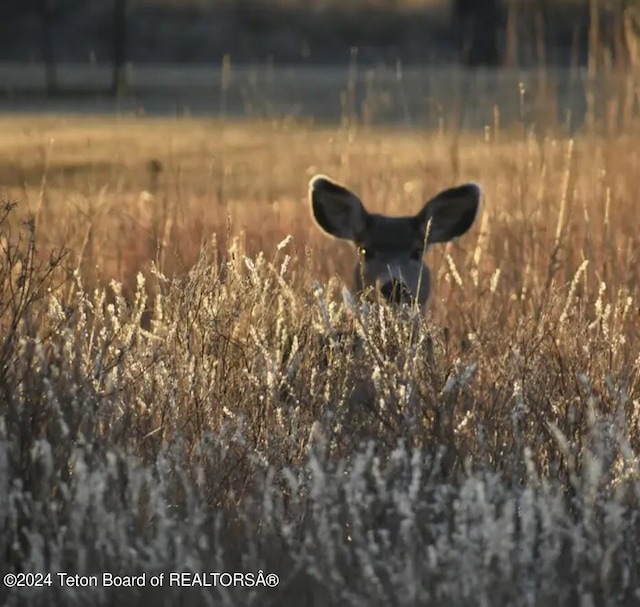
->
[0,0,582,66]
[0,62,600,129]
[2,0,640,129]
[2,109,639,307]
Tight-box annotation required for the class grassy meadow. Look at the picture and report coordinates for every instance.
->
[1,107,640,605]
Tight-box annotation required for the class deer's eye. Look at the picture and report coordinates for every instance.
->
[359,247,375,261]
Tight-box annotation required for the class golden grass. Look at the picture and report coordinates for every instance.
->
[2,113,639,334]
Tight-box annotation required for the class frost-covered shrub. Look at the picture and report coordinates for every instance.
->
[0,203,639,606]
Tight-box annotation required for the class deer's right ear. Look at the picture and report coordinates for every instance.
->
[308,175,369,241]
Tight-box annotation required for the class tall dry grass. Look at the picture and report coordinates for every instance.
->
[0,108,639,605]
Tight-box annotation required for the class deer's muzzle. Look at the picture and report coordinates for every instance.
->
[380,280,414,305]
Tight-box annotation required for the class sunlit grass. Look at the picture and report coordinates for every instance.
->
[1,108,639,605]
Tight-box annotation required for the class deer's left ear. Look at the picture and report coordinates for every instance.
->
[415,183,481,244]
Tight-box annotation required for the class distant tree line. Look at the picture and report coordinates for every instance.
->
[0,0,127,96]
[2,0,640,94]
[453,0,640,69]
[452,0,504,66]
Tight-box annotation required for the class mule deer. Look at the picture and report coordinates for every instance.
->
[308,175,482,310]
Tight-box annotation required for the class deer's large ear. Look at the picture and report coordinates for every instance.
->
[416,183,481,244]
[308,175,370,241]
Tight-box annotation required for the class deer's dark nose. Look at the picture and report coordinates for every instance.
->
[380,280,413,305]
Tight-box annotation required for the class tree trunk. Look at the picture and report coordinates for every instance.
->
[620,0,640,69]
[112,0,127,97]
[40,0,57,95]
[452,0,504,67]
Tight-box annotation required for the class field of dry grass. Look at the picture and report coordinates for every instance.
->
[1,108,640,605]
[2,113,639,318]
